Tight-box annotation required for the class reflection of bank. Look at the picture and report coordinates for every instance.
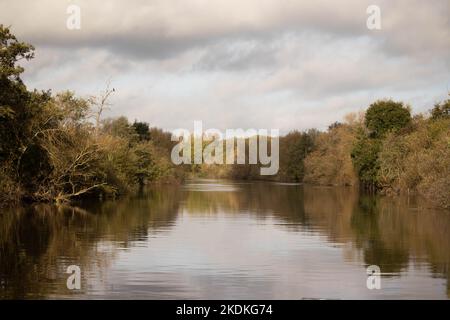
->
[0,182,448,299]
[303,187,449,287]
[184,182,450,297]
[0,186,183,299]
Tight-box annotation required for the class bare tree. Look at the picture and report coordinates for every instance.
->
[36,126,108,203]
[89,82,116,134]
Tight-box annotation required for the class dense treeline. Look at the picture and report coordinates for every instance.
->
[306,99,449,208]
[192,131,317,182]
[0,26,182,205]
[195,98,449,208]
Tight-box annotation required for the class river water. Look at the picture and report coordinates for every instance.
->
[0,179,449,299]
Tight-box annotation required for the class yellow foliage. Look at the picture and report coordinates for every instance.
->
[304,118,360,186]
[378,117,450,207]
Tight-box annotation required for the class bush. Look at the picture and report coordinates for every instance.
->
[378,117,450,207]
[304,122,358,186]
[351,129,382,188]
[0,167,22,205]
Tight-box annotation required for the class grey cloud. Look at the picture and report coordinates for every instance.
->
[2,0,448,61]
[192,39,279,71]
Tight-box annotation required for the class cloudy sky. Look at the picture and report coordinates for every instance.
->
[1,0,449,132]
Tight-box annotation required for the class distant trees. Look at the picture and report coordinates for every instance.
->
[431,97,450,120]
[132,121,150,141]
[197,132,317,182]
[187,96,449,208]
[103,116,136,140]
[277,131,315,182]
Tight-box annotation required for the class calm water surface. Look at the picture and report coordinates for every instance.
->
[0,180,449,299]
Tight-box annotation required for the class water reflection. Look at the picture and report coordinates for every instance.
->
[0,180,448,299]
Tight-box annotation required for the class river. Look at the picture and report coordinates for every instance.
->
[0,179,449,299]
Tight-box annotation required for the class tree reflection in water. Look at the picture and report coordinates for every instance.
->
[0,181,448,299]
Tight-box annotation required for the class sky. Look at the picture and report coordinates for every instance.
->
[1,0,449,132]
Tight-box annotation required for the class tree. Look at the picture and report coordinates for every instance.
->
[328,121,343,130]
[304,119,359,186]
[0,27,183,205]
[278,131,315,182]
[0,24,37,162]
[430,97,450,120]
[365,100,411,138]
[377,116,450,207]
[37,124,106,203]
[351,128,382,188]
[103,116,136,140]
[0,25,34,81]
[89,84,115,134]
[351,100,411,189]
[0,25,52,199]
[132,121,150,141]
